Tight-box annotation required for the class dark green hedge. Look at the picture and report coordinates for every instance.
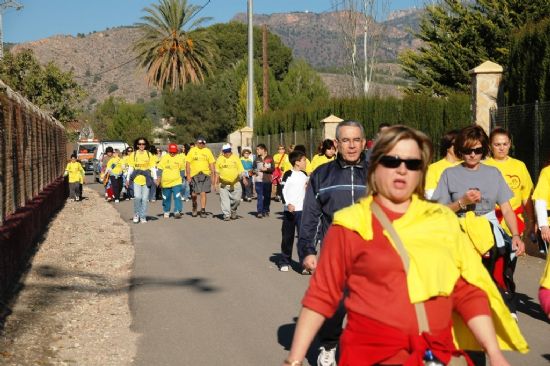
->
[507,18,550,105]
[255,93,471,143]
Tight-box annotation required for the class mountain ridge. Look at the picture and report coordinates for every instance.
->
[10,9,422,107]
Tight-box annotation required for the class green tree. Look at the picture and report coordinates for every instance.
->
[278,59,329,107]
[0,49,85,123]
[204,22,293,80]
[133,0,217,90]
[106,102,153,143]
[400,0,550,96]
[237,76,262,128]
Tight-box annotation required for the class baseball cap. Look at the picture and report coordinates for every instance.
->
[197,136,206,144]
[222,143,232,153]
[168,143,178,153]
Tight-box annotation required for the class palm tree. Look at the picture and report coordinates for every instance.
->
[133,0,217,91]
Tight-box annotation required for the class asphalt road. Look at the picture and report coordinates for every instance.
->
[87,177,549,366]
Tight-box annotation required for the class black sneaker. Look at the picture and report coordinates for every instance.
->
[200,209,206,218]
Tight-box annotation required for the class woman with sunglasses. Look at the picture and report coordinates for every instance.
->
[433,126,525,341]
[126,137,157,223]
[284,125,526,366]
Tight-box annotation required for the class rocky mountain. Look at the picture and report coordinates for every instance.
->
[10,9,422,107]
[232,8,423,69]
[11,27,154,109]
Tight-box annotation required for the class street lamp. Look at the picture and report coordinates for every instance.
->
[247,0,254,129]
[0,0,23,59]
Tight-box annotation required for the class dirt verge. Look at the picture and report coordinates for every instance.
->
[0,186,137,365]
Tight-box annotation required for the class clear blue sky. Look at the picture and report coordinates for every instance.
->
[5,0,425,44]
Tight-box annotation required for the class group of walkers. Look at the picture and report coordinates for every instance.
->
[279,121,548,366]
[64,120,550,366]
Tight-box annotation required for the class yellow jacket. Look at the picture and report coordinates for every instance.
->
[333,195,528,353]
[310,154,335,172]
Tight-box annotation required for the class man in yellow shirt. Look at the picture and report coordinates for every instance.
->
[64,153,85,201]
[214,144,248,221]
[158,143,186,218]
[186,136,215,218]
[425,129,460,199]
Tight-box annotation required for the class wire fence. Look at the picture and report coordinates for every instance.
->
[491,100,550,181]
[0,80,66,226]
[253,128,324,159]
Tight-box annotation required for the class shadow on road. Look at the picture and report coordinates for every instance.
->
[0,264,220,336]
[277,317,320,366]
[517,292,549,323]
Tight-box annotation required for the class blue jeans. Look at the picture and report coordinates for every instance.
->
[255,182,272,214]
[149,182,158,200]
[133,183,150,220]
[162,185,183,213]
[181,179,191,199]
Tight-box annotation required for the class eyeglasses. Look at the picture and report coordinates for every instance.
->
[379,155,422,171]
[461,147,483,155]
[197,142,205,145]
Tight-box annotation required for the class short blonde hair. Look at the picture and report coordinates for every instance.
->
[367,125,433,198]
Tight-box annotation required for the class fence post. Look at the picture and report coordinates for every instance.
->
[309,128,314,160]
[534,100,540,179]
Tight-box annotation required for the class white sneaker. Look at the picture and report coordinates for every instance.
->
[317,346,337,366]
[115,199,119,203]
[133,215,139,223]
[75,196,80,201]
[279,265,290,272]
[140,217,147,223]
[163,212,170,218]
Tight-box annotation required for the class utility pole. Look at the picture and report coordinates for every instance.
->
[262,24,269,113]
[0,0,23,59]
[247,0,254,129]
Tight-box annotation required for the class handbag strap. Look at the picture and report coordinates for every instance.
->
[371,201,430,334]
[276,153,285,168]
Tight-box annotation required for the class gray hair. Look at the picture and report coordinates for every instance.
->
[335,120,365,140]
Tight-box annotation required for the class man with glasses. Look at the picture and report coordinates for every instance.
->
[186,136,215,218]
[297,120,368,366]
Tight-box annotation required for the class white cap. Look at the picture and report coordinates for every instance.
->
[222,143,232,152]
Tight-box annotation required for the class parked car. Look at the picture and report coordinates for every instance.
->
[92,140,129,182]
[76,139,100,173]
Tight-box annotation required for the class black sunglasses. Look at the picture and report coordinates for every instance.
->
[379,155,423,171]
[137,142,146,146]
[461,147,483,155]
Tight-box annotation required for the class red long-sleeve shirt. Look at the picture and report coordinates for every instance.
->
[303,206,491,358]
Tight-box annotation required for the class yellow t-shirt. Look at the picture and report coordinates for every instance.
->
[532,166,550,226]
[128,151,156,186]
[216,154,244,184]
[425,158,460,193]
[310,154,335,172]
[187,147,215,177]
[158,153,185,188]
[106,156,123,176]
[121,156,129,173]
[483,157,533,210]
[284,157,312,175]
[273,153,289,172]
[65,161,84,183]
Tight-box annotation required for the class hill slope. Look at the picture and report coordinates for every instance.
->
[11,10,422,106]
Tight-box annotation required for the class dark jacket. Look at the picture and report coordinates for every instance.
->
[298,152,368,258]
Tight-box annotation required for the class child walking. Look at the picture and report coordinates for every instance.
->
[64,153,85,201]
[278,150,308,272]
